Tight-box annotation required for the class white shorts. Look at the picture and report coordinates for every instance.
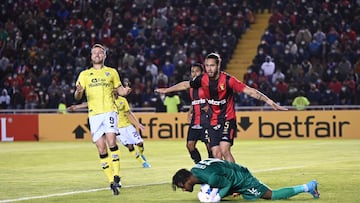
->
[116,125,144,146]
[89,112,118,142]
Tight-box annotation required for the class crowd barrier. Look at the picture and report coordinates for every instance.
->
[0,110,359,141]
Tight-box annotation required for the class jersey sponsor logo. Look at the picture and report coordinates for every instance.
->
[89,78,111,88]
[207,99,226,105]
[220,84,225,90]
[192,98,207,105]
[191,125,203,129]
[247,188,261,196]
[212,124,221,130]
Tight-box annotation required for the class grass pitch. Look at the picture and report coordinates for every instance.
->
[0,139,359,203]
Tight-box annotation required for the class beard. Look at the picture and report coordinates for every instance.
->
[207,68,219,80]
[92,57,104,65]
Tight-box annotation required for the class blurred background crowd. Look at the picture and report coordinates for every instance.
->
[0,0,359,112]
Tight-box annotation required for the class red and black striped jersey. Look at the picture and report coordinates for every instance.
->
[190,72,246,126]
[189,87,209,127]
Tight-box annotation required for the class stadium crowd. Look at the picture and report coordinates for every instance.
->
[243,0,360,107]
[0,0,359,111]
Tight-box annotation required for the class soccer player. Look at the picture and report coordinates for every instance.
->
[68,93,151,168]
[155,53,287,163]
[172,158,320,202]
[73,44,131,195]
[113,93,151,168]
[187,63,212,163]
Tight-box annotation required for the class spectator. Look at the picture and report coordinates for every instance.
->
[307,83,321,105]
[320,88,338,105]
[0,89,11,109]
[11,88,25,109]
[1,0,359,110]
[272,68,285,84]
[164,92,181,113]
[338,86,352,105]
[275,79,289,105]
[58,98,67,114]
[145,59,158,85]
[24,89,39,109]
[260,56,275,83]
[162,59,175,79]
[156,70,168,88]
[292,90,310,111]
[328,77,342,95]
[151,93,166,112]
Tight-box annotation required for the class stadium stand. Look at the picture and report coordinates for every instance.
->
[0,0,359,111]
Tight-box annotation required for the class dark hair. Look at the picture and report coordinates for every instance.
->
[206,53,221,65]
[191,63,204,72]
[172,168,192,191]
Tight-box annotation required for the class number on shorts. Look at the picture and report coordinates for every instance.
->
[109,116,115,124]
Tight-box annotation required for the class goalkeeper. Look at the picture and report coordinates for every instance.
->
[172,158,319,202]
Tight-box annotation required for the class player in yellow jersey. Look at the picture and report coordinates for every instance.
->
[68,93,151,168]
[69,89,151,189]
[73,44,131,195]
[114,93,151,168]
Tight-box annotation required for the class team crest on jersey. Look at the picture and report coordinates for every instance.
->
[105,72,110,77]
[220,84,225,90]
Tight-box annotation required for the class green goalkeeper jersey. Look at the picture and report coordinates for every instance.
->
[191,159,269,199]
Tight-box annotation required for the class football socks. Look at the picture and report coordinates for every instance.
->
[271,185,304,200]
[109,145,121,177]
[99,153,113,183]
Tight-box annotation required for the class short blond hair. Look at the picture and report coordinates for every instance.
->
[92,44,106,55]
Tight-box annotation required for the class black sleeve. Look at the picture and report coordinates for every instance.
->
[189,74,203,89]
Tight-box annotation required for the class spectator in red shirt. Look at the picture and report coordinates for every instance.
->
[328,77,342,95]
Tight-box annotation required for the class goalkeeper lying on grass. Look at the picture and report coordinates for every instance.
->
[172,158,319,202]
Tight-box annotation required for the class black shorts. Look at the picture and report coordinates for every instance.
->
[187,126,210,143]
[208,119,237,148]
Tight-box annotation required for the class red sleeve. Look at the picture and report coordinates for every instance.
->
[229,76,246,93]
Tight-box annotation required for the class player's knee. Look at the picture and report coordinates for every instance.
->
[99,153,108,159]
[127,144,135,152]
[186,142,196,151]
[109,145,119,152]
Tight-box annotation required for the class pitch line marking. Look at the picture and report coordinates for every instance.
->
[0,166,306,202]
[0,182,168,203]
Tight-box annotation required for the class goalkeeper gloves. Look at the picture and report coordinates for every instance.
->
[197,191,221,203]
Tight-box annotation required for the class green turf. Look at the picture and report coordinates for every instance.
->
[0,140,359,203]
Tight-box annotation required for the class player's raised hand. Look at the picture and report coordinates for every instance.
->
[266,99,288,110]
[76,82,84,93]
[74,82,84,100]
[154,88,167,94]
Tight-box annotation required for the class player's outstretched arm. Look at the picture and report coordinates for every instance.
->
[127,111,145,131]
[243,86,288,110]
[154,81,190,94]
[67,102,88,112]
